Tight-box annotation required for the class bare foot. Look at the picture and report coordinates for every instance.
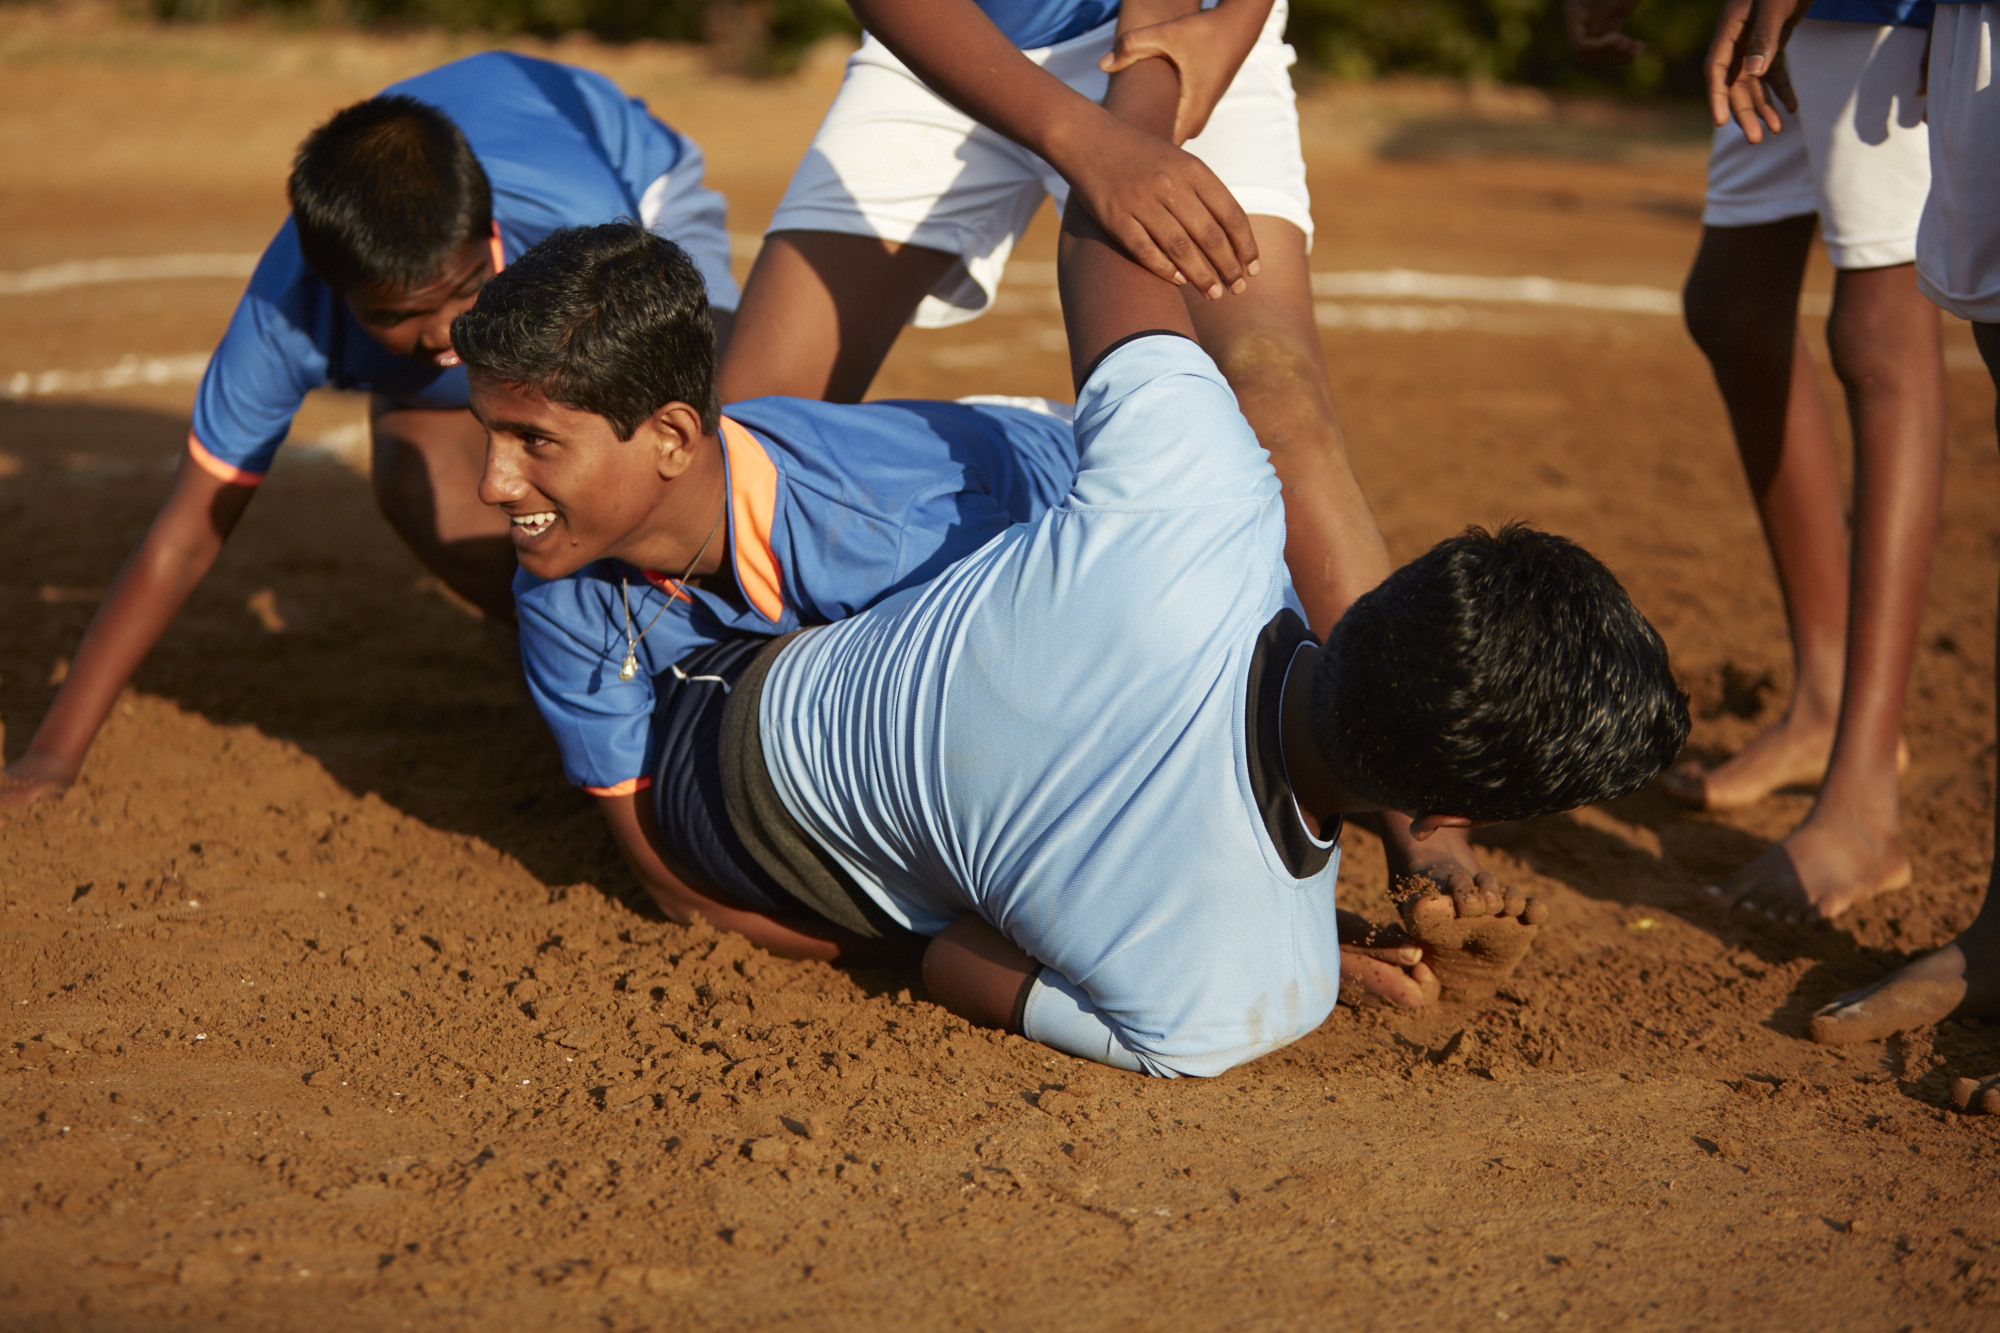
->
[1708,817,1911,924]
[1395,875,1546,1001]
[1949,1075,2000,1115]
[1809,923,2000,1044]
[1335,909,1438,1010]
[1661,722,1906,811]
[1381,817,1489,899]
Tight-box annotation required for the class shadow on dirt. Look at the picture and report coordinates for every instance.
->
[1,398,635,905]
[1494,783,1936,1039]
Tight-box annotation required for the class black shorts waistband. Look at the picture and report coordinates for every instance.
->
[718,629,918,942]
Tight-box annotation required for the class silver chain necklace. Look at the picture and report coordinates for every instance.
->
[616,494,726,683]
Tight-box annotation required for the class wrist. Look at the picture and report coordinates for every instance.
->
[1037,98,1115,180]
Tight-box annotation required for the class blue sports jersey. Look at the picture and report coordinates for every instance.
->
[758,336,1343,1078]
[1804,0,1933,24]
[514,396,1079,800]
[188,52,721,484]
[971,0,1118,48]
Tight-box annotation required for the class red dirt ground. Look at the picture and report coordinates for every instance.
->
[2,6,1997,1329]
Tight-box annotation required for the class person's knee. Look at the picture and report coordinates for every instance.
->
[1682,275,1786,373]
[1825,300,1916,396]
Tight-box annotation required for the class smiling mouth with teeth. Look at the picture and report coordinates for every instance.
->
[512,511,557,538]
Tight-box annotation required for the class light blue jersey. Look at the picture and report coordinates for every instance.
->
[758,335,1344,1078]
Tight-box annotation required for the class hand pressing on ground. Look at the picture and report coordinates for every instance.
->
[0,752,76,809]
[1393,872,1547,1001]
[1335,908,1438,1010]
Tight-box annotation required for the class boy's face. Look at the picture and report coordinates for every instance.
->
[344,234,494,369]
[469,373,672,582]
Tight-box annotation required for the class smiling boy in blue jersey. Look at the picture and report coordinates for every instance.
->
[454,56,1689,1074]
[454,224,1084,964]
[0,53,739,812]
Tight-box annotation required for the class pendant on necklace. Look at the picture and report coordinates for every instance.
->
[618,649,640,682]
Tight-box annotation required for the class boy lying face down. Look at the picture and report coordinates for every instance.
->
[455,61,1689,1075]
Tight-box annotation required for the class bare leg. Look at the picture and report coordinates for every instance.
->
[1722,262,1944,921]
[1666,217,1852,810]
[713,231,960,404]
[368,400,518,623]
[1811,321,2000,1042]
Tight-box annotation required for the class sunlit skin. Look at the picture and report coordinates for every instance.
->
[345,234,496,368]
[468,373,728,586]
[0,235,515,811]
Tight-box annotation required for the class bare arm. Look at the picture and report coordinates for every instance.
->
[849,0,1258,300]
[1,454,255,807]
[595,791,922,966]
[1058,43,1202,387]
[1101,0,1274,144]
[921,913,1039,1031]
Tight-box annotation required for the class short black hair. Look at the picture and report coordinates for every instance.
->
[288,94,492,294]
[450,222,719,438]
[1312,524,1689,823]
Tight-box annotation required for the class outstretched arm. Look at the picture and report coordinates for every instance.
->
[1057,46,1202,388]
[850,0,1257,301]
[595,791,920,966]
[1,454,255,807]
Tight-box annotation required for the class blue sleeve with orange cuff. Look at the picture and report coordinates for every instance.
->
[187,219,465,483]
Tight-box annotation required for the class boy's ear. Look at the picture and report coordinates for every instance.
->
[645,401,710,481]
[1407,813,1475,840]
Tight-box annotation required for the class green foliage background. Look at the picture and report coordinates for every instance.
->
[138,0,1728,91]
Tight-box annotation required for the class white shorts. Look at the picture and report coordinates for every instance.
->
[1918,4,2000,323]
[768,0,1311,328]
[1701,18,1930,270]
[640,137,742,312]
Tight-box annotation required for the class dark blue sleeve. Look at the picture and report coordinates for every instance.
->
[188,223,331,480]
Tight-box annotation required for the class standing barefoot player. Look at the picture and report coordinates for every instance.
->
[0,53,737,809]
[717,0,1505,908]
[1571,0,1946,925]
[1710,0,2000,1074]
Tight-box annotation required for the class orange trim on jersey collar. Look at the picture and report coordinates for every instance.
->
[187,432,263,487]
[489,220,506,275]
[719,417,785,623]
[640,567,695,604]
[584,775,653,798]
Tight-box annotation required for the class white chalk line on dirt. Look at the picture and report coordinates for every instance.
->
[2,353,211,399]
[0,253,260,295]
[4,245,1694,315]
